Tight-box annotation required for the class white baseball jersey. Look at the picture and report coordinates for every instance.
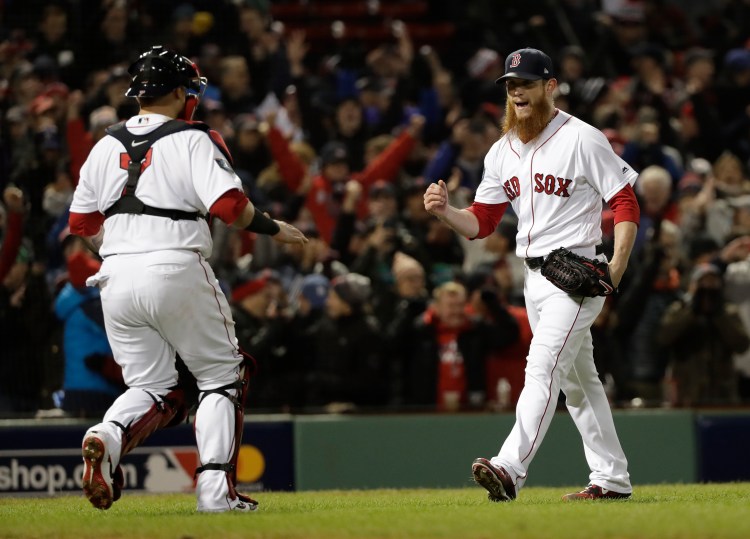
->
[74,117,249,512]
[476,109,634,494]
[71,113,243,258]
[475,109,638,258]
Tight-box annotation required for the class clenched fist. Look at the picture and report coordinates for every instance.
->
[423,179,449,217]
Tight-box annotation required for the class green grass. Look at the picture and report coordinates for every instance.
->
[1,484,750,539]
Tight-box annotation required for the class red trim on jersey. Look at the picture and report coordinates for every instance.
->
[525,114,572,256]
[508,138,520,160]
[466,202,509,239]
[69,211,105,237]
[209,189,249,225]
[607,184,640,226]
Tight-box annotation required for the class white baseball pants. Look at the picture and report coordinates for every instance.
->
[84,249,245,511]
[491,261,631,494]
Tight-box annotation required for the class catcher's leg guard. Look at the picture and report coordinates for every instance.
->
[81,387,187,509]
[194,363,257,512]
[111,387,188,458]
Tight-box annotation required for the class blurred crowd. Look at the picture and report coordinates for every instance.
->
[2,0,750,418]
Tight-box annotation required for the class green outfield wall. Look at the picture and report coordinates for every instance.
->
[6,408,746,497]
[293,410,697,490]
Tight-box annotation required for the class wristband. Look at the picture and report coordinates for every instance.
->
[245,210,281,235]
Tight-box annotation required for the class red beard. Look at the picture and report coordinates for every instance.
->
[502,95,554,143]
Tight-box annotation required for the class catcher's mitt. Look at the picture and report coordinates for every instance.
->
[540,247,615,297]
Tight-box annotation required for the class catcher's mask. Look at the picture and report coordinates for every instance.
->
[125,45,207,120]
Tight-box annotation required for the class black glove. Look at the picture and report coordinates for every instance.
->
[541,248,615,297]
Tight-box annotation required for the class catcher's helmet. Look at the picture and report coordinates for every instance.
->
[125,45,206,99]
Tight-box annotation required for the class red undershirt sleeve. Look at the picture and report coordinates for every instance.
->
[466,201,509,239]
[607,184,640,226]
[69,211,105,237]
[209,189,249,225]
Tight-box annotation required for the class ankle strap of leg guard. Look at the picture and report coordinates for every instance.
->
[194,462,235,479]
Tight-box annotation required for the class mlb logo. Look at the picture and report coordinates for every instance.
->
[143,448,199,493]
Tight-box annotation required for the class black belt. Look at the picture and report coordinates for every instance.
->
[526,244,604,270]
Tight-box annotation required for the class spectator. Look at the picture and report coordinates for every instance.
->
[230,271,290,410]
[463,269,531,410]
[615,220,684,404]
[460,47,505,118]
[66,89,118,185]
[713,151,750,199]
[305,273,387,410]
[588,4,649,78]
[658,263,749,406]
[716,48,750,163]
[678,48,723,162]
[348,213,422,294]
[468,217,525,304]
[402,280,518,411]
[83,1,140,71]
[282,273,331,410]
[267,114,424,242]
[0,187,26,283]
[621,111,683,186]
[55,236,123,417]
[554,46,609,124]
[422,116,498,191]
[723,236,750,402]
[229,113,272,182]
[217,55,257,115]
[0,240,57,416]
[233,0,289,99]
[632,164,679,252]
[29,2,79,87]
[378,252,430,404]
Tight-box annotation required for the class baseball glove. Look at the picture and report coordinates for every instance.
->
[540,247,615,297]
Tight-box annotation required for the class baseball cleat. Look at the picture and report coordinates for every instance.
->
[231,494,260,512]
[562,484,631,501]
[471,458,516,502]
[81,434,115,510]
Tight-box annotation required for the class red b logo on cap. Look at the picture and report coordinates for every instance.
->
[509,53,521,68]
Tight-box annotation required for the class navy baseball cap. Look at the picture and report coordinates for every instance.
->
[496,48,554,84]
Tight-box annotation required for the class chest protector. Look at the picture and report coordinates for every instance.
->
[104,120,231,221]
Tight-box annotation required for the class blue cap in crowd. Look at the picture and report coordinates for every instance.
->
[725,48,750,72]
[300,274,330,310]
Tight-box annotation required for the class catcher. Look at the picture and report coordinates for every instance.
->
[69,46,307,513]
[424,48,640,502]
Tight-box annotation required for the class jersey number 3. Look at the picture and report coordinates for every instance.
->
[119,149,153,174]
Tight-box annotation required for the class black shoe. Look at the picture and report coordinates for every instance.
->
[112,465,124,502]
[562,484,631,501]
[471,458,516,502]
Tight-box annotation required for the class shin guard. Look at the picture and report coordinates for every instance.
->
[112,388,188,458]
[194,357,257,509]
